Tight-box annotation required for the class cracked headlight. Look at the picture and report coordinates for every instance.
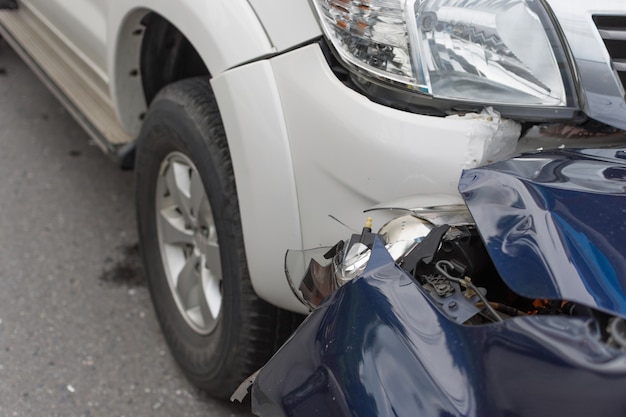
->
[311,0,576,108]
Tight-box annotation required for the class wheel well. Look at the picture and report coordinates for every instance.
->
[140,13,210,106]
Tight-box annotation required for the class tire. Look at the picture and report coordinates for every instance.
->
[135,77,298,399]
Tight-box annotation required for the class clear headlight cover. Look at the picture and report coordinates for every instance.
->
[311,0,569,106]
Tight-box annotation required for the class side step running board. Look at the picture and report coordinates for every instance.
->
[0,4,134,157]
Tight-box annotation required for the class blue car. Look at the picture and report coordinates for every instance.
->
[246,147,626,417]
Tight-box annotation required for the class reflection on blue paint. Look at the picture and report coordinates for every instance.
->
[252,148,626,417]
[253,241,626,417]
[461,148,626,317]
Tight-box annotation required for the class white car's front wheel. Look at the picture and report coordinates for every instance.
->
[135,77,297,399]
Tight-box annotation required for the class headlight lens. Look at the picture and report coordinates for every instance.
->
[312,0,570,107]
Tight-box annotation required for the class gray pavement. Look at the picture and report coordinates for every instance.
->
[0,41,252,416]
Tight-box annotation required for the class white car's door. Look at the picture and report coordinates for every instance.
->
[25,0,108,82]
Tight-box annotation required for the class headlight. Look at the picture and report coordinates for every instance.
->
[311,0,577,109]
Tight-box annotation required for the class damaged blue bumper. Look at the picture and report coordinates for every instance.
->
[251,148,626,417]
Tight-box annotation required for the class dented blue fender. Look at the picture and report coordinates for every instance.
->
[251,148,626,417]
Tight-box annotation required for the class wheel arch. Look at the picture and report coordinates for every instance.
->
[110,3,306,313]
[107,1,274,136]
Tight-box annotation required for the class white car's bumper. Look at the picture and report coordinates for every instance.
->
[213,43,523,312]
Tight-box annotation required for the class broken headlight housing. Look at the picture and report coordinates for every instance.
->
[311,0,580,117]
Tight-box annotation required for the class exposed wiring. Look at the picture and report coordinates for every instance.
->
[435,260,504,323]
[475,302,527,317]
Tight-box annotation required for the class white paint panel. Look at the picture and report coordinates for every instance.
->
[246,0,321,50]
[270,44,519,252]
[211,61,306,313]
[108,0,273,77]
[108,0,274,130]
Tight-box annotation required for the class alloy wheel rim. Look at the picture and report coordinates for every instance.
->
[155,152,223,335]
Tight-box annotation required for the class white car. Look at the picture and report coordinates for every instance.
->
[1,0,625,400]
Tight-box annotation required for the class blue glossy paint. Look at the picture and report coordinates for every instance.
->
[252,148,626,417]
[252,239,626,417]
[460,148,626,317]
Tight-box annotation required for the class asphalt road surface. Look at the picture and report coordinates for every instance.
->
[0,41,253,416]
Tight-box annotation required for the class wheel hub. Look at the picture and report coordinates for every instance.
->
[155,152,223,335]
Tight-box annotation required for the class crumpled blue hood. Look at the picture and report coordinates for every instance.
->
[460,148,626,317]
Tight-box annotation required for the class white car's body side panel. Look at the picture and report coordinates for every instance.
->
[246,0,321,51]
[14,0,278,138]
[214,43,521,312]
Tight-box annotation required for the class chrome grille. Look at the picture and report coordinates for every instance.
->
[593,15,626,91]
